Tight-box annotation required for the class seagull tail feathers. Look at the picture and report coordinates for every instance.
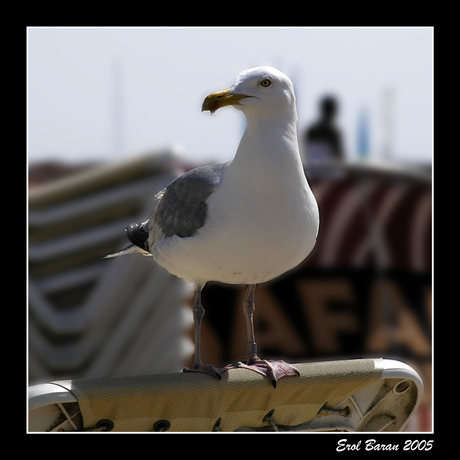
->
[103,244,151,259]
[104,218,152,259]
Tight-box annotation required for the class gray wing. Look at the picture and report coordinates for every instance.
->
[152,161,229,240]
[104,162,229,259]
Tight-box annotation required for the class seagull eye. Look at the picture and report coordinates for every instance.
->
[260,79,271,87]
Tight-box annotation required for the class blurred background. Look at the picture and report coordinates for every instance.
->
[27,27,432,431]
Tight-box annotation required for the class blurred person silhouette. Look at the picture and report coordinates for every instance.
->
[304,95,345,165]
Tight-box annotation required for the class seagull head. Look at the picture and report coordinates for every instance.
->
[202,66,296,120]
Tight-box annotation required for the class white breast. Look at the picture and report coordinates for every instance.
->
[153,157,318,285]
[153,111,319,285]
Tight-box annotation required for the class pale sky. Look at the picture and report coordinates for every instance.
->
[27,26,433,166]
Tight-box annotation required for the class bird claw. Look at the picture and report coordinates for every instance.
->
[183,364,232,380]
[183,359,299,388]
[236,357,299,388]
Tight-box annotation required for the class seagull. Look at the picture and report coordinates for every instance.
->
[105,66,319,387]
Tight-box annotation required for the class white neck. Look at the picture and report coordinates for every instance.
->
[230,110,304,186]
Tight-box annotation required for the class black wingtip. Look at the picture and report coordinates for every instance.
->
[126,219,150,252]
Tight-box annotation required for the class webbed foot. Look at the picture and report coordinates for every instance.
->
[236,357,299,388]
[183,364,234,380]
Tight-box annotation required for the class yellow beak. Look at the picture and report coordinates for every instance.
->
[201,88,251,114]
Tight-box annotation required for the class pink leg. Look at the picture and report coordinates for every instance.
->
[183,284,231,379]
[236,284,300,388]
